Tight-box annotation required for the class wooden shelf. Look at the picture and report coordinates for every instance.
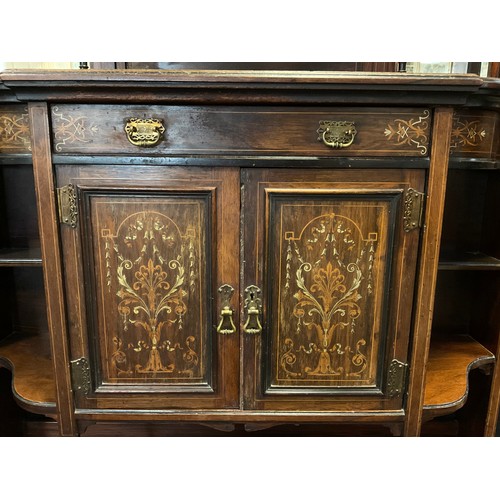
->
[438,251,500,271]
[0,331,56,417]
[0,248,42,267]
[423,335,495,420]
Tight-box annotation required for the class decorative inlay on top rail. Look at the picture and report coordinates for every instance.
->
[52,107,99,152]
[383,110,430,155]
[450,117,487,150]
[0,108,31,151]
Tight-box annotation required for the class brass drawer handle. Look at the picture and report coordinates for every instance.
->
[243,285,262,335]
[317,121,357,149]
[125,118,165,147]
[217,284,237,335]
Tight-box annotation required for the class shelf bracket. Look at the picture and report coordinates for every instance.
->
[403,188,425,232]
[387,359,408,398]
[70,357,91,395]
[57,184,78,228]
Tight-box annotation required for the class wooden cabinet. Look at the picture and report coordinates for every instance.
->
[57,165,240,411]
[241,168,424,414]
[0,70,499,436]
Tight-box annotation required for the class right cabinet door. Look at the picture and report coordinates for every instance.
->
[242,168,426,412]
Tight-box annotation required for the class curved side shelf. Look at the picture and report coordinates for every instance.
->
[423,334,495,420]
[0,332,57,418]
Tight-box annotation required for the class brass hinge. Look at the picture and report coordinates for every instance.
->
[70,357,91,395]
[403,188,425,232]
[56,184,78,228]
[387,359,408,398]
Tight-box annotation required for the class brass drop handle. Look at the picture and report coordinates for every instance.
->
[243,285,263,335]
[124,117,165,147]
[317,120,357,149]
[217,284,237,335]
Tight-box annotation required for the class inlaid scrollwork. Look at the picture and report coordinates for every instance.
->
[52,107,99,152]
[0,109,31,151]
[279,213,377,381]
[450,117,487,150]
[384,110,430,155]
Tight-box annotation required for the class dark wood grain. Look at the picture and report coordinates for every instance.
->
[50,104,431,157]
[242,168,424,414]
[0,71,497,436]
[29,103,75,436]
[56,165,240,411]
[404,107,454,436]
[0,70,484,106]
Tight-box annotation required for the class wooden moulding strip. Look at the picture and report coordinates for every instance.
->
[404,107,454,436]
[29,102,75,436]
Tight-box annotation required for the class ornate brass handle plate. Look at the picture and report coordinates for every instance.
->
[317,120,357,149]
[217,284,237,335]
[243,285,262,335]
[125,118,165,147]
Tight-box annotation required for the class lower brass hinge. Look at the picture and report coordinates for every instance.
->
[70,357,91,395]
[57,184,78,228]
[403,188,425,232]
[387,359,408,398]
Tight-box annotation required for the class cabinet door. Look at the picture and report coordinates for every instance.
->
[57,165,239,411]
[242,168,425,412]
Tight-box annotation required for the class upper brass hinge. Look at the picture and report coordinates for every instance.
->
[56,184,78,228]
[403,188,425,232]
[70,357,91,395]
[387,359,408,398]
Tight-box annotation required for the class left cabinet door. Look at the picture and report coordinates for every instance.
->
[56,165,239,411]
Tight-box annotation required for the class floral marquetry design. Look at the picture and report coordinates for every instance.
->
[276,210,380,385]
[101,208,204,381]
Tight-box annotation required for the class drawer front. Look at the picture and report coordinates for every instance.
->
[51,105,431,157]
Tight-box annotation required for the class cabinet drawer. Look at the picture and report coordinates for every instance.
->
[51,105,431,157]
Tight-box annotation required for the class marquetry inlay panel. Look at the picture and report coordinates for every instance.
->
[267,194,393,390]
[450,110,497,157]
[0,105,31,153]
[89,193,211,386]
[383,110,430,155]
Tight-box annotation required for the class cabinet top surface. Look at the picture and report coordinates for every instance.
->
[1,71,498,106]
[0,69,486,85]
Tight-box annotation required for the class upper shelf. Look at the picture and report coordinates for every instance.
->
[0,248,42,267]
[423,334,495,420]
[438,251,500,271]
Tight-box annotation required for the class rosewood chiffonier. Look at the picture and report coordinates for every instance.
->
[0,70,499,436]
